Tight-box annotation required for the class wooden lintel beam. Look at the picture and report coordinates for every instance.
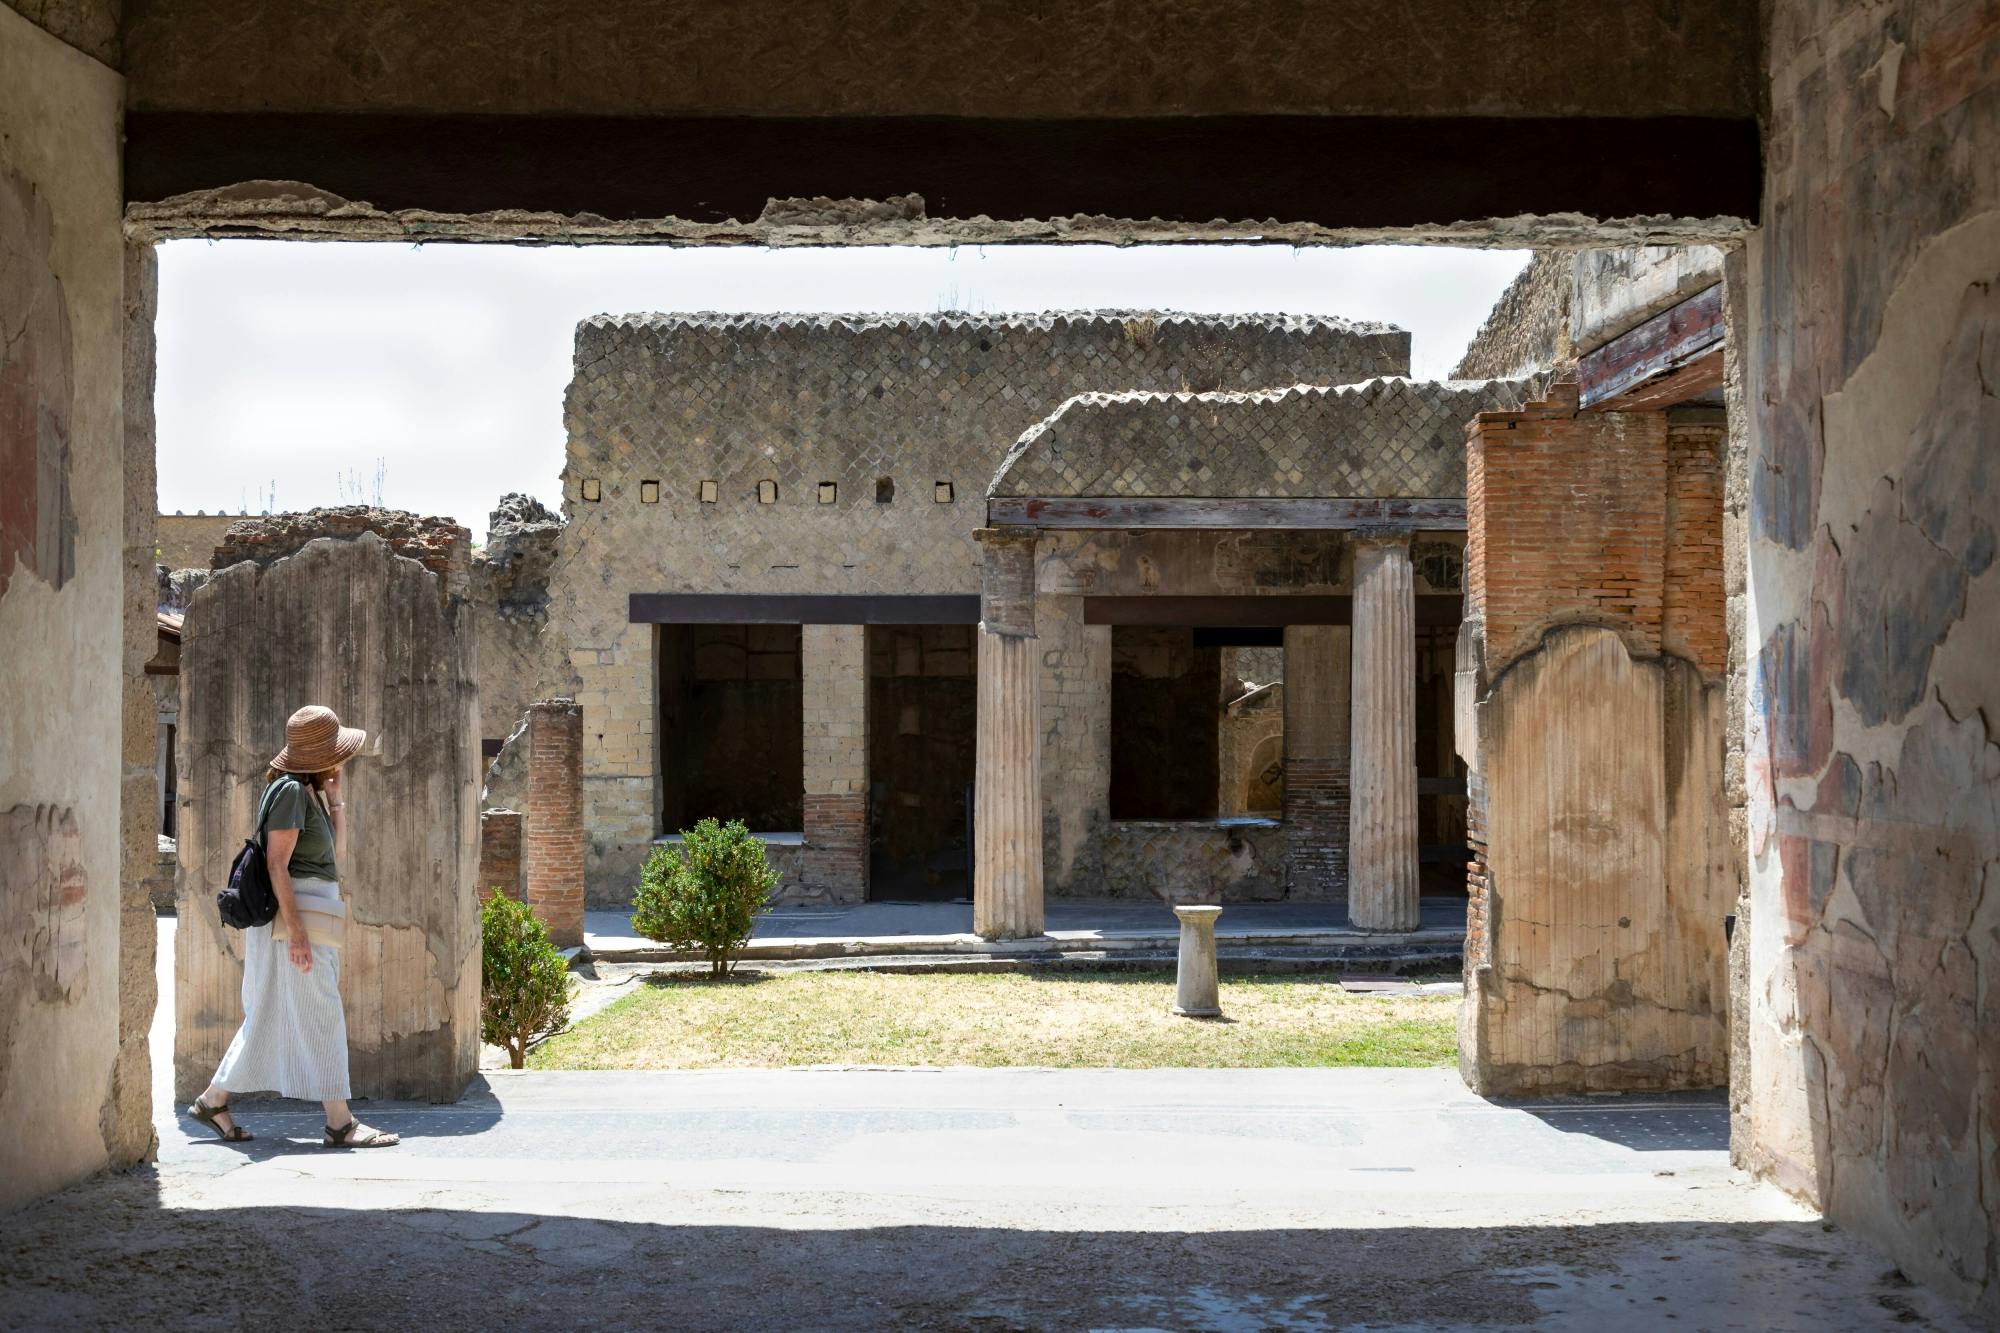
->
[1084,594,1463,628]
[986,496,1466,530]
[629,593,979,624]
[1579,282,1725,411]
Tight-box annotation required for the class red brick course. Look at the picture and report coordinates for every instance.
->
[1662,414,1728,680]
[802,793,868,904]
[1283,756,1348,904]
[523,699,585,947]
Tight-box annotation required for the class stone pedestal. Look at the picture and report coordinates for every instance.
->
[973,528,1043,939]
[1171,905,1223,1017]
[1349,533,1420,931]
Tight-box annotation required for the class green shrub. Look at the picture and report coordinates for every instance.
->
[480,893,572,1069]
[633,819,776,978]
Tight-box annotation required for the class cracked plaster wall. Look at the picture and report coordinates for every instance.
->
[0,4,132,1208]
[1742,0,2000,1313]
[174,531,479,1104]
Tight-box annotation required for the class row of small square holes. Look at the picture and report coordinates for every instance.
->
[581,479,955,505]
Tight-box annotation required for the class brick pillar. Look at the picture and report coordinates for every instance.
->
[1282,624,1350,903]
[524,699,585,947]
[1349,532,1420,931]
[973,527,1043,939]
[478,809,523,904]
[801,624,868,903]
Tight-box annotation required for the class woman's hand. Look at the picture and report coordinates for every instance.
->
[286,926,314,973]
[323,768,342,803]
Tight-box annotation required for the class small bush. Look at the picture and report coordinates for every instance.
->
[633,819,776,978]
[481,893,572,1069]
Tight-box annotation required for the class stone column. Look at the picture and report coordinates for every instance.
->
[1349,532,1420,931]
[524,699,585,947]
[1171,905,1223,1017]
[974,528,1043,939]
[801,623,868,903]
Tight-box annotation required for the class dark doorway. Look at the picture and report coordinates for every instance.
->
[867,624,976,901]
[658,623,803,833]
[1109,626,1223,820]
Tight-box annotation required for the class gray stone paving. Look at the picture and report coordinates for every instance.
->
[0,917,1969,1331]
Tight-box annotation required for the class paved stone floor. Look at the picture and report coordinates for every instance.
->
[586,895,1470,955]
[0,921,1973,1332]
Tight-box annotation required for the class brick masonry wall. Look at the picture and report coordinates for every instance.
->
[478,809,522,903]
[555,312,1408,897]
[210,506,472,604]
[1283,757,1348,904]
[1663,410,1728,681]
[523,700,584,946]
[1466,385,1670,678]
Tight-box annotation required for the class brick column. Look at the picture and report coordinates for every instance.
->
[1282,624,1350,903]
[801,623,868,903]
[973,527,1043,939]
[524,699,585,947]
[1349,532,1420,931]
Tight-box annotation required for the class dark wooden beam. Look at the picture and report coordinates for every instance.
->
[1085,595,1463,628]
[1578,283,1726,411]
[124,113,1759,227]
[987,497,1466,530]
[629,593,979,625]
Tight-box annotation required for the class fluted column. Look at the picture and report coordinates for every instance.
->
[1349,531,1420,931]
[973,527,1043,939]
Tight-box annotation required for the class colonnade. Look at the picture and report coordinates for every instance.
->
[969,527,1423,939]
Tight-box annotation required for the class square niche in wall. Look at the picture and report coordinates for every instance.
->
[934,482,954,504]
[758,480,778,504]
[640,480,660,504]
[699,480,719,504]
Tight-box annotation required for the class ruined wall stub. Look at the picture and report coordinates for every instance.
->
[555,311,1406,900]
[175,530,480,1103]
[471,493,561,752]
[1459,391,1732,1095]
[1741,0,2000,1312]
[0,4,136,1208]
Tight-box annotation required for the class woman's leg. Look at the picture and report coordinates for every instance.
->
[321,1098,400,1146]
[194,1082,245,1136]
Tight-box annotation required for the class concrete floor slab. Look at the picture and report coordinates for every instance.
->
[7,917,1964,1331]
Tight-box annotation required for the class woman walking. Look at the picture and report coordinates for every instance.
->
[187,705,400,1149]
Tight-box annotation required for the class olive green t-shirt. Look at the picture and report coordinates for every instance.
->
[259,775,338,882]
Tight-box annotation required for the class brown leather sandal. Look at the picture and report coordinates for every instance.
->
[324,1119,400,1148]
[189,1097,253,1142]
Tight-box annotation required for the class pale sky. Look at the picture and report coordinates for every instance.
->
[155,242,1527,542]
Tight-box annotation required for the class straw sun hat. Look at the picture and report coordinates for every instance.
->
[270,705,367,775]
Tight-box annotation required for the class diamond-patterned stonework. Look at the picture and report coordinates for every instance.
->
[990,377,1532,500]
[552,310,1407,899]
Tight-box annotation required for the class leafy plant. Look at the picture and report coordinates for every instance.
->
[480,893,572,1069]
[633,819,776,978]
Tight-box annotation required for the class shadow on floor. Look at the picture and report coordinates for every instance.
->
[1502,1091,1731,1153]
[0,1185,1959,1332]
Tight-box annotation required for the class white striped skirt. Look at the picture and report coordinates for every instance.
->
[213,877,351,1101]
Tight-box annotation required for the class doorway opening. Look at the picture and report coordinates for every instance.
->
[866,623,976,902]
[657,622,804,834]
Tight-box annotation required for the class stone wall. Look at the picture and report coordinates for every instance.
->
[522,700,583,945]
[471,493,561,751]
[0,4,136,1207]
[174,530,480,1103]
[155,511,248,570]
[1741,0,2000,1312]
[1451,252,1574,382]
[1458,389,1732,1095]
[554,311,1408,897]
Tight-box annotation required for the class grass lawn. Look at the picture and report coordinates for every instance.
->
[531,968,1457,1070]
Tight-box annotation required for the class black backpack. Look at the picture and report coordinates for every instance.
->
[216,781,288,929]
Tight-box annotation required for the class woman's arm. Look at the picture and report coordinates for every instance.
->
[265,825,314,974]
